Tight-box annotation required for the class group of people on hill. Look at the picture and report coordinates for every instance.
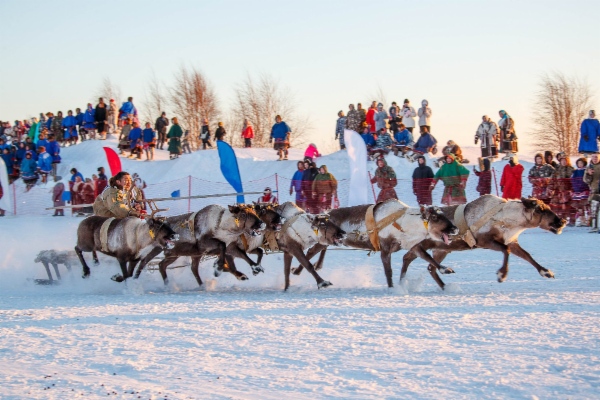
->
[290,159,338,213]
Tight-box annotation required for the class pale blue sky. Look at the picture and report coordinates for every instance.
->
[1,0,598,153]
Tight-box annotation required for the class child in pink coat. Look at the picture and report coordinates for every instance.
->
[304,143,320,162]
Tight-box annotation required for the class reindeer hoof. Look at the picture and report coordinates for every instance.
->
[540,269,555,279]
[318,280,332,289]
[213,262,222,277]
[237,274,249,281]
[496,270,507,283]
[111,274,125,283]
[438,266,455,275]
[251,265,264,276]
[93,260,100,266]
[291,267,301,276]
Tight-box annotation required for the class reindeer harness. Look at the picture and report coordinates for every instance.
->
[454,200,507,248]
[364,205,408,252]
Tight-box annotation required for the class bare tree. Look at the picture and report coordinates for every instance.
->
[95,77,122,105]
[367,84,388,109]
[533,72,593,155]
[169,65,220,149]
[142,71,167,125]
[230,73,311,148]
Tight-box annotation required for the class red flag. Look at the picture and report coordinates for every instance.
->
[103,147,122,176]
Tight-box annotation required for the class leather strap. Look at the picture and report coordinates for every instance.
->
[365,206,407,252]
[187,211,199,236]
[100,217,115,252]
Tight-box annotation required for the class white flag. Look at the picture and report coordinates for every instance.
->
[344,129,370,206]
[0,157,12,212]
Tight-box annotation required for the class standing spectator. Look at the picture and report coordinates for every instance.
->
[107,99,118,136]
[62,110,77,145]
[304,143,320,162]
[371,158,398,203]
[200,118,213,150]
[498,110,518,159]
[550,153,574,224]
[46,134,61,179]
[571,158,590,226]
[389,101,400,120]
[475,115,499,158]
[400,99,417,133]
[365,101,377,133]
[312,165,338,212]
[578,110,600,156]
[83,104,96,140]
[21,151,38,190]
[15,142,27,169]
[36,145,52,184]
[392,123,414,157]
[215,122,226,141]
[346,104,361,133]
[119,97,137,124]
[432,154,470,206]
[418,99,432,133]
[500,155,524,200]
[51,111,64,146]
[142,122,157,161]
[72,175,85,214]
[128,122,143,159]
[52,181,65,216]
[257,187,278,204]
[155,112,169,150]
[45,113,54,131]
[473,158,492,196]
[270,115,292,161]
[290,161,306,208]
[28,118,38,141]
[241,119,254,148]
[167,117,183,160]
[335,111,346,150]
[545,150,559,168]
[301,160,319,212]
[96,167,108,195]
[528,153,555,203]
[182,130,192,154]
[1,148,15,181]
[584,154,600,200]
[75,107,85,142]
[357,103,367,128]
[70,168,84,183]
[95,98,108,139]
[374,103,389,133]
[412,155,435,205]
[80,178,95,214]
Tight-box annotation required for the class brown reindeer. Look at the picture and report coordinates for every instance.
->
[75,215,179,282]
[292,199,459,288]
[141,204,266,287]
[400,195,567,289]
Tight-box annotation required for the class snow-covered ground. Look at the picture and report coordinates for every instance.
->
[1,140,599,399]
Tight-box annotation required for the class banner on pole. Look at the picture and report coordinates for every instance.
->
[103,147,122,177]
[217,141,245,204]
[344,129,370,206]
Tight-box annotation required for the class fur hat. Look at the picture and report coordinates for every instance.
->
[544,150,554,159]
[534,152,544,163]
[576,157,588,167]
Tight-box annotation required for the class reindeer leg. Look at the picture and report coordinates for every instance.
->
[253,248,265,273]
[212,241,227,277]
[400,250,418,283]
[64,261,72,272]
[379,245,394,288]
[127,260,140,279]
[51,263,61,280]
[75,245,90,278]
[92,251,99,266]
[42,261,53,281]
[409,245,451,289]
[225,254,248,281]
[158,256,177,285]
[290,248,331,289]
[134,246,164,280]
[431,250,453,274]
[314,247,328,271]
[508,242,554,279]
[292,244,326,275]
[479,239,511,282]
[283,252,293,291]
[190,257,203,287]
[111,259,129,282]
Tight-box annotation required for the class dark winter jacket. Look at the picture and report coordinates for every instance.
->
[412,156,435,205]
[155,116,169,133]
[414,132,437,153]
[301,167,319,195]
[215,127,226,141]
[201,124,211,140]
[371,159,398,202]
[474,159,492,196]
[312,165,338,194]
[95,104,107,122]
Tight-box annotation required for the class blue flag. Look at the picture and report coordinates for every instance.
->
[217,141,244,203]
[171,190,181,198]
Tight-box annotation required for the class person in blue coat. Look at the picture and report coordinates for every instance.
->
[69,168,84,183]
[269,115,292,160]
[289,161,306,208]
[1,148,15,178]
[46,134,61,178]
[62,110,77,145]
[579,110,600,155]
[393,123,415,157]
[142,122,156,161]
[75,107,84,142]
[15,142,27,167]
[83,104,97,139]
[36,145,53,183]
[120,97,138,123]
[21,152,38,179]
[128,121,143,159]
[413,126,438,154]
[360,126,376,147]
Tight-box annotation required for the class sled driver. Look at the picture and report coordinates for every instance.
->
[93,171,145,218]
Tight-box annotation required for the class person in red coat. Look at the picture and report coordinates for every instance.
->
[241,119,254,148]
[500,155,524,199]
[366,101,377,133]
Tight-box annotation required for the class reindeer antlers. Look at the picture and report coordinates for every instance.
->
[146,200,169,219]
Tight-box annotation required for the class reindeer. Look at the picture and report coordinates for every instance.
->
[34,250,79,282]
[139,204,266,287]
[291,199,459,288]
[74,205,179,282]
[275,202,346,290]
[400,195,567,289]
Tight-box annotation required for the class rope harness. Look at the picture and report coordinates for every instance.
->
[100,217,116,252]
[454,200,507,248]
[365,205,408,252]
